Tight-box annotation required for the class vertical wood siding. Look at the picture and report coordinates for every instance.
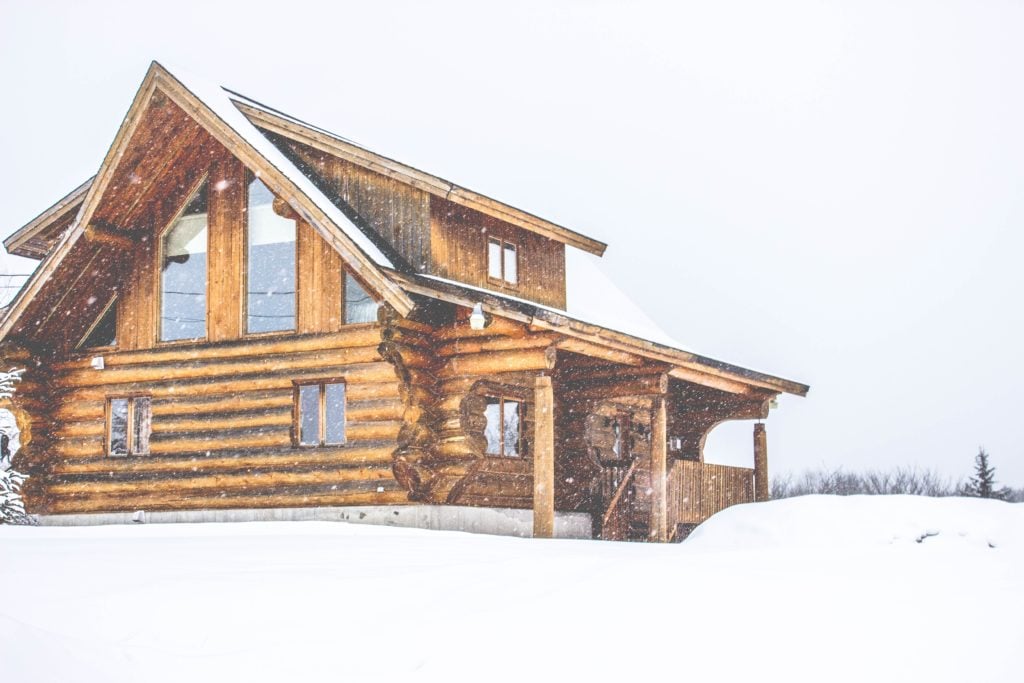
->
[667,460,754,526]
[429,198,567,309]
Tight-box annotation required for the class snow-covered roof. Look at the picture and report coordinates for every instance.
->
[167,66,395,269]
[418,250,685,353]
[563,249,685,351]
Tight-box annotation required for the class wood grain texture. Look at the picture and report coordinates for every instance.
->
[430,198,566,309]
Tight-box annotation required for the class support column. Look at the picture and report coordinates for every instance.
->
[533,375,555,538]
[753,422,769,502]
[649,395,668,542]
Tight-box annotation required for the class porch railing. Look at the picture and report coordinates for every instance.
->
[667,460,754,528]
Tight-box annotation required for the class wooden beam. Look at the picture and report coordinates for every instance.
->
[649,396,668,542]
[84,222,134,250]
[754,422,769,502]
[560,373,668,401]
[553,338,644,366]
[533,375,555,538]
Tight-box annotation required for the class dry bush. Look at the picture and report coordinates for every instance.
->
[771,466,964,499]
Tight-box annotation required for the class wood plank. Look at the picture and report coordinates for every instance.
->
[207,155,245,341]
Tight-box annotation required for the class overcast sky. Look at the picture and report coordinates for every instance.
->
[2,1,1022,485]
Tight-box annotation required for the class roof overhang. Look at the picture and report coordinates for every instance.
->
[388,269,810,398]
[233,100,608,257]
[3,178,92,259]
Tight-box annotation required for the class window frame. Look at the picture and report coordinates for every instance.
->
[156,174,210,346]
[244,173,299,338]
[77,296,118,351]
[105,394,152,457]
[483,393,525,458]
[342,270,380,326]
[292,379,347,447]
[486,236,520,288]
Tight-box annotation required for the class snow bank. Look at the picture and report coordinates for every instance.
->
[686,494,1024,551]
[1,496,1020,682]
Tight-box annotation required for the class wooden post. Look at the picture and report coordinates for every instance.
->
[754,422,769,502]
[649,395,668,542]
[533,375,555,538]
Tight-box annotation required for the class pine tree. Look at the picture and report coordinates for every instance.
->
[967,447,996,498]
[0,367,32,525]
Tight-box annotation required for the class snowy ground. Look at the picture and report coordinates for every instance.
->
[1,496,1021,682]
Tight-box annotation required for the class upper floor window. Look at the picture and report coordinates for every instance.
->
[484,395,522,457]
[107,396,151,457]
[247,177,296,334]
[295,381,346,446]
[79,298,117,349]
[344,272,379,324]
[160,180,208,342]
[487,238,518,286]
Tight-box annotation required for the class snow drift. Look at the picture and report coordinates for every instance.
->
[0,495,1021,682]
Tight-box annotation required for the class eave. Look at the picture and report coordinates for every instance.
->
[233,100,608,257]
[387,269,810,398]
[3,178,93,260]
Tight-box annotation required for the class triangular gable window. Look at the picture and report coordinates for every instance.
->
[79,298,117,349]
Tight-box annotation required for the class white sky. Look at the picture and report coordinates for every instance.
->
[2,0,1022,485]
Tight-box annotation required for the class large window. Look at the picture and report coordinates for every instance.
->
[484,395,522,457]
[487,237,518,286]
[107,396,152,457]
[160,181,209,341]
[247,177,296,334]
[295,381,346,446]
[344,272,379,324]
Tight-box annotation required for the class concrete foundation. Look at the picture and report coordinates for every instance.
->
[35,504,594,540]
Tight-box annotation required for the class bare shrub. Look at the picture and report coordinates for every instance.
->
[771,466,964,499]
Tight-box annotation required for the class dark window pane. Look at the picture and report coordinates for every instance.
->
[487,239,502,280]
[324,383,346,445]
[133,397,151,455]
[109,398,129,456]
[484,397,502,455]
[81,300,117,348]
[299,384,319,446]
[503,244,518,285]
[503,400,520,457]
[161,181,208,341]
[247,178,296,333]
[344,272,379,324]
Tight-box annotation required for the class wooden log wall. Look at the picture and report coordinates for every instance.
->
[419,314,554,507]
[21,326,406,514]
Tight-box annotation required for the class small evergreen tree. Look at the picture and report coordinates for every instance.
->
[0,367,32,525]
[967,447,997,499]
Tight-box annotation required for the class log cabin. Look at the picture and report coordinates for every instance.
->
[0,62,808,541]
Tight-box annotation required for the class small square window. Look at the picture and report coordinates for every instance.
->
[487,238,519,286]
[107,396,151,457]
[484,395,522,457]
[295,381,346,447]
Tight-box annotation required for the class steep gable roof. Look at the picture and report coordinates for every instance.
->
[0,62,415,344]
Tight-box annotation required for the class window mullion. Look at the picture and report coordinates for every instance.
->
[126,399,135,456]
[319,383,327,446]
